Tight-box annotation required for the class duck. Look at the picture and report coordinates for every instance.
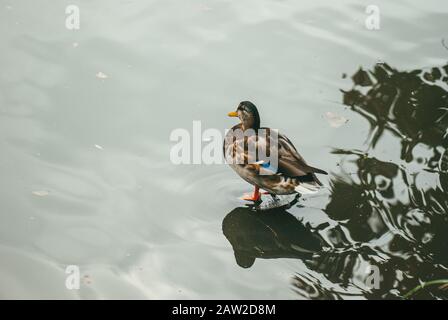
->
[224,101,327,202]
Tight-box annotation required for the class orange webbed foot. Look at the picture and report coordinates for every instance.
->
[241,186,262,202]
[241,193,261,202]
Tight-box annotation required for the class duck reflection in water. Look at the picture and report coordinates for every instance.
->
[222,205,323,269]
[221,205,384,299]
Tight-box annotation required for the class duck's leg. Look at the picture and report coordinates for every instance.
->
[270,194,280,201]
[241,186,261,202]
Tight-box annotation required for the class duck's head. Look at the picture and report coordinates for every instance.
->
[228,101,260,130]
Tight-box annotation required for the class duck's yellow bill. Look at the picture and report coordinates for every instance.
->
[228,111,238,117]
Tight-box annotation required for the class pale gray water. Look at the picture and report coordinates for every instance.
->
[0,0,447,299]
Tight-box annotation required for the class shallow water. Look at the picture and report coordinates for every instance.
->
[0,0,447,299]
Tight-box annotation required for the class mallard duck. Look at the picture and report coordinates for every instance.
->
[224,101,327,202]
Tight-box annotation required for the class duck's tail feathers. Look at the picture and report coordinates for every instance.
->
[309,166,328,175]
[295,173,324,185]
[295,183,321,194]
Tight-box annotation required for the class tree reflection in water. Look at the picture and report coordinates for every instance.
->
[222,63,448,299]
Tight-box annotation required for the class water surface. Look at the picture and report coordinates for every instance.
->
[0,0,447,299]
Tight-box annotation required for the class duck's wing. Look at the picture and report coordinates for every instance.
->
[276,132,328,178]
[225,127,327,179]
[223,125,260,166]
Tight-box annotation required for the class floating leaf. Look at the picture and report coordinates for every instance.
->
[324,112,348,128]
[32,190,49,197]
[96,72,108,79]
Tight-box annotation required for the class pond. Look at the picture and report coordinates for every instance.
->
[0,0,447,299]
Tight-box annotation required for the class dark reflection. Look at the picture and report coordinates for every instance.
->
[222,207,323,268]
[223,203,448,300]
[222,63,448,299]
[343,63,448,162]
[221,207,363,299]
[325,62,448,299]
